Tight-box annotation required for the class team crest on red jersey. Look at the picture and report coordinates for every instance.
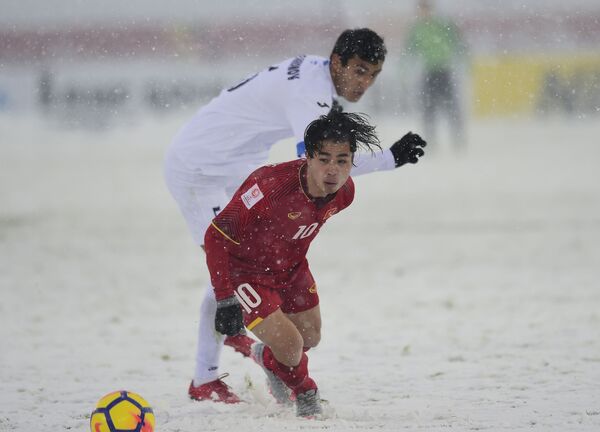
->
[288,211,302,220]
[241,183,264,209]
[324,207,338,220]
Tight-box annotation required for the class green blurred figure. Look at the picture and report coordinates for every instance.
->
[404,0,467,151]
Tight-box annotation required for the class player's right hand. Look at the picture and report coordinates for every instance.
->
[215,297,245,336]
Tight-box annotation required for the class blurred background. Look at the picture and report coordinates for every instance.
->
[2,2,600,430]
[1,0,599,133]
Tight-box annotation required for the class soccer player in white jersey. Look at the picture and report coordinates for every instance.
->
[163,28,426,403]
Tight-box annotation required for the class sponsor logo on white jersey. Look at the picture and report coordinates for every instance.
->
[241,183,264,209]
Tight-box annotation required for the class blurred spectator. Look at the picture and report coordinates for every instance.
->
[404,0,468,151]
[38,69,53,111]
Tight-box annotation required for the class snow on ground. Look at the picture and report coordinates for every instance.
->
[1,114,599,431]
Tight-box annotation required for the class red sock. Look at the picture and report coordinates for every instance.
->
[262,346,317,394]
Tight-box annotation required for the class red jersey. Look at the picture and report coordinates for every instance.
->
[205,159,354,301]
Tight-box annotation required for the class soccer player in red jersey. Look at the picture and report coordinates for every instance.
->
[204,111,424,416]
[169,29,427,403]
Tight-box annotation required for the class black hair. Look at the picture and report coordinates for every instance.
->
[304,111,381,158]
[331,28,387,66]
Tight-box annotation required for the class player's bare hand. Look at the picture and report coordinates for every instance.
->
[215,297,245,336]
[390,132,426,167]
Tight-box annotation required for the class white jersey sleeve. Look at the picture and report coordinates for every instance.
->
[350,148,396,176]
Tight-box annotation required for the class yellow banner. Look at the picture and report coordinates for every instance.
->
[472,54,600,116]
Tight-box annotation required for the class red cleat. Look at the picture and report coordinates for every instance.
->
[224,333,257,358]
[188,374,242,404]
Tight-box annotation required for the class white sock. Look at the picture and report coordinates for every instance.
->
[192,285,224,386]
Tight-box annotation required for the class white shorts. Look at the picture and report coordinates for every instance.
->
[163,149,246,245]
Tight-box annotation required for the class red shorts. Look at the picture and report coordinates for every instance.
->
[230,261,319,330]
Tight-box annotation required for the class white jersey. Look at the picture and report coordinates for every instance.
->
[167,54,395,178]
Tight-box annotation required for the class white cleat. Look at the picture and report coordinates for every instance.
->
[295,388,323,418]
[250,342,293,406]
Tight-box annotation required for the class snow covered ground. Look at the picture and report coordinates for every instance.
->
[1,114,599,431]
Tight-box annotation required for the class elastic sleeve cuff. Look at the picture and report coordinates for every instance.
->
[216,296,239,307]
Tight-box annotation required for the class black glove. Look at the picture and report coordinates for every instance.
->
[390,132,427,167]
[214,297,244,336]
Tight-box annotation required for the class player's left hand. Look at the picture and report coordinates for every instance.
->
[390,132,426,167]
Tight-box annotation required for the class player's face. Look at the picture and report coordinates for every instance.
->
[330,54,383,102]
[306,140,353,197]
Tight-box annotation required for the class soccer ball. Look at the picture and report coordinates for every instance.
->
[90,390,155,432]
